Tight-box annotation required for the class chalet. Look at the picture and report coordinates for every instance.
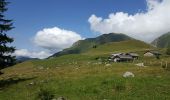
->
[109,52,139,62]
[113,55,133,62]
[126,53,139,59]
[144,51,161,57]
[110,53,123,58]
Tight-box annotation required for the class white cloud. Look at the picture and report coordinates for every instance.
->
[13,49,51,59]
[88,0,170,42]
[34,27,83,50]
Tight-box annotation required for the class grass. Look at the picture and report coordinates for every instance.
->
[85,40,154,55]
[0,40,170,100]
[0,56,170,100]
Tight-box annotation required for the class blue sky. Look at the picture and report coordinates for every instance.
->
[6,0,170,58]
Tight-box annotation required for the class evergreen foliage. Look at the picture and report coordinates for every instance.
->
[0,0,15,69]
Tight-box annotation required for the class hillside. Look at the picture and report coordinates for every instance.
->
[28,40,154,68]
[16,56,39,63]
[51,33,133,57]
[0,42,170,99]
[1,36,170,100]
[85,40,153,55]
[152,32,170,48]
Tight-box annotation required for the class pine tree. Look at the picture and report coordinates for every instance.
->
[0,0,15,70]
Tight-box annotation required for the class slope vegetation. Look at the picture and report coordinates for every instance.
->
[152,32,170,48]
[52,33,132,57]
[85,40,153,55]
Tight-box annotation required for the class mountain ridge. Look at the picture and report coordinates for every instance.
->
[51,33,135,57]
[16,56,39,63]
[151,32,170,48]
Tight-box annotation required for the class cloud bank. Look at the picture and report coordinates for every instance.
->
[34,27,83,50]
[14,49,51,59]
[15,27,83,59]
[88,0,170,42]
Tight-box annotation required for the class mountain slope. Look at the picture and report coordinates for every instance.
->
[51,33,133,57]
[152,32,170,48]
[32,39,154,69]
[16,56,39,63]
[85,40,154,55]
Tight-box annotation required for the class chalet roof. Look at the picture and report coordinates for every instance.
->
[127,53,139,57]
[145,51,161,55]
[111,53,123,56]
[115,55,133,59]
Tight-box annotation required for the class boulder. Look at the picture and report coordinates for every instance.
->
[38,66,44,70]
[28,81,35,85]
[57,97,67,100]
[135,63,145,67]
[123,71,135,78]
[105,64,111,67]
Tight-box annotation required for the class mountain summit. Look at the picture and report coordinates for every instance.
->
[51,33,133,57]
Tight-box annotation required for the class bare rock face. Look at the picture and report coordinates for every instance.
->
[123,71,135,78]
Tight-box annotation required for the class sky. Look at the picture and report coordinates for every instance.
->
[5,0,170,59]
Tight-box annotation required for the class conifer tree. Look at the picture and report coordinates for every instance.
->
[0,0,15,71]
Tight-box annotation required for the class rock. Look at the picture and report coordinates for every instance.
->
[39,66,44,70]
[40,80,48,83]
[98,62,102,64]
[28,81,35,85]
[135,63,145,67]
[123,71,135,78]
[74,62,78,65]
[87,62,91,64]
[105,64,111,67]
[57,96,66,100]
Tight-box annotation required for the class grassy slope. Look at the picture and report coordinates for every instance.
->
[0,40,170,100]
[52,33,132,57]
[152,32,170,48]
[85,40,153,55]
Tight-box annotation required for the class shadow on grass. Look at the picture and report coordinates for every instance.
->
[0,77,36,89]
[0,71,3,75]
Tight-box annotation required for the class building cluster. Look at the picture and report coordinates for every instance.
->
[109,50,161,62]
[109,52,139,62]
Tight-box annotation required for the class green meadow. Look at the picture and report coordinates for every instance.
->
[0,40,170,100]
